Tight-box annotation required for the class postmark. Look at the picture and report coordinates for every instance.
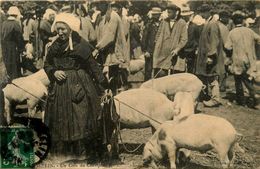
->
[0,127,34,168]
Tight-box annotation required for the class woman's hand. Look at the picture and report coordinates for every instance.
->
[54,70,67,81]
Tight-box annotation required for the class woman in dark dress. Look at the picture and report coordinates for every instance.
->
[44,13,107,160]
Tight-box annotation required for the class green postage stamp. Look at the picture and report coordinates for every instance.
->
[0,127,34,169]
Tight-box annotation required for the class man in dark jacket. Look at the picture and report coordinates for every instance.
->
[142,7,162,80]
[195,4,224,107]
[180,6,201,74]
[1,6,24,80]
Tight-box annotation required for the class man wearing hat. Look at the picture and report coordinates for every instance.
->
[93,1,128,94]
[110,1,131,91]
[225,11,260,108]
[1,6,24,80]
[142,6,162,80]
[195,4,224,107]
[179,4,200,73]
[153,3,188,77]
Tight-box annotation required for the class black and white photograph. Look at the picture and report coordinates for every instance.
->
[0,0,259,168]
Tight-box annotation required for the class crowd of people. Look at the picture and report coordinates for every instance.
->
[0,0,260,164]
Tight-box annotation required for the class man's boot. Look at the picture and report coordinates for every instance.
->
[247,97,257,109]
[203,79,221,107]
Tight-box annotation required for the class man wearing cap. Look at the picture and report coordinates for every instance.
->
[142,6,162,80]
[195,4,224,107]
[1,6,24,80]
[153,3,188,77]
[225,11,260,108]
[93,2,128,93]
[180,4,201,74]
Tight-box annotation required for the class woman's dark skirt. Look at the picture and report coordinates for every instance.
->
[45,69,102,157]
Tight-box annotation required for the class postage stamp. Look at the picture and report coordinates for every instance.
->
[0,127,34,169]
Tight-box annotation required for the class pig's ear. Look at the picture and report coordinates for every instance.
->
[172,102,180,116]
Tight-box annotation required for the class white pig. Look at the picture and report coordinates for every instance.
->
[3,78,47,124]
[172,92,195,122]
[143,114,243,169]
[140,73,204,101]
[114,88,176,132]
[129,55,145,74]
[26,69,50,86]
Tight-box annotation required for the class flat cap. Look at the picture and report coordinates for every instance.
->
[166,4,180,11]
[219,10,231,18]
[197,4,212,13]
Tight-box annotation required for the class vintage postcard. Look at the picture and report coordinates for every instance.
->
[0,0,259,169]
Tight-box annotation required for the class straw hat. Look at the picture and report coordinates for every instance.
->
[150,7,162,15]
[180,5,194,16]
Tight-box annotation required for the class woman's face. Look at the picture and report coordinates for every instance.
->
[55,22,71,41]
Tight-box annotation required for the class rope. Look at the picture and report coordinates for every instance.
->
[11,82,47,104]
[113,97,162,125]
[101,90,160,153]
[118,128,144,153]
[116,97,144,153]
[101,90,162,125]
[150,61,173,91]
[152,64,172,79]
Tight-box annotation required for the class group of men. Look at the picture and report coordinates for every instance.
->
[141,3,260,108]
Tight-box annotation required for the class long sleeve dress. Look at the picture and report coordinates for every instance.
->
[44,32,105,156]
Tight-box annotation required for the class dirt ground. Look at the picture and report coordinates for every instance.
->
[35,75,260,169]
